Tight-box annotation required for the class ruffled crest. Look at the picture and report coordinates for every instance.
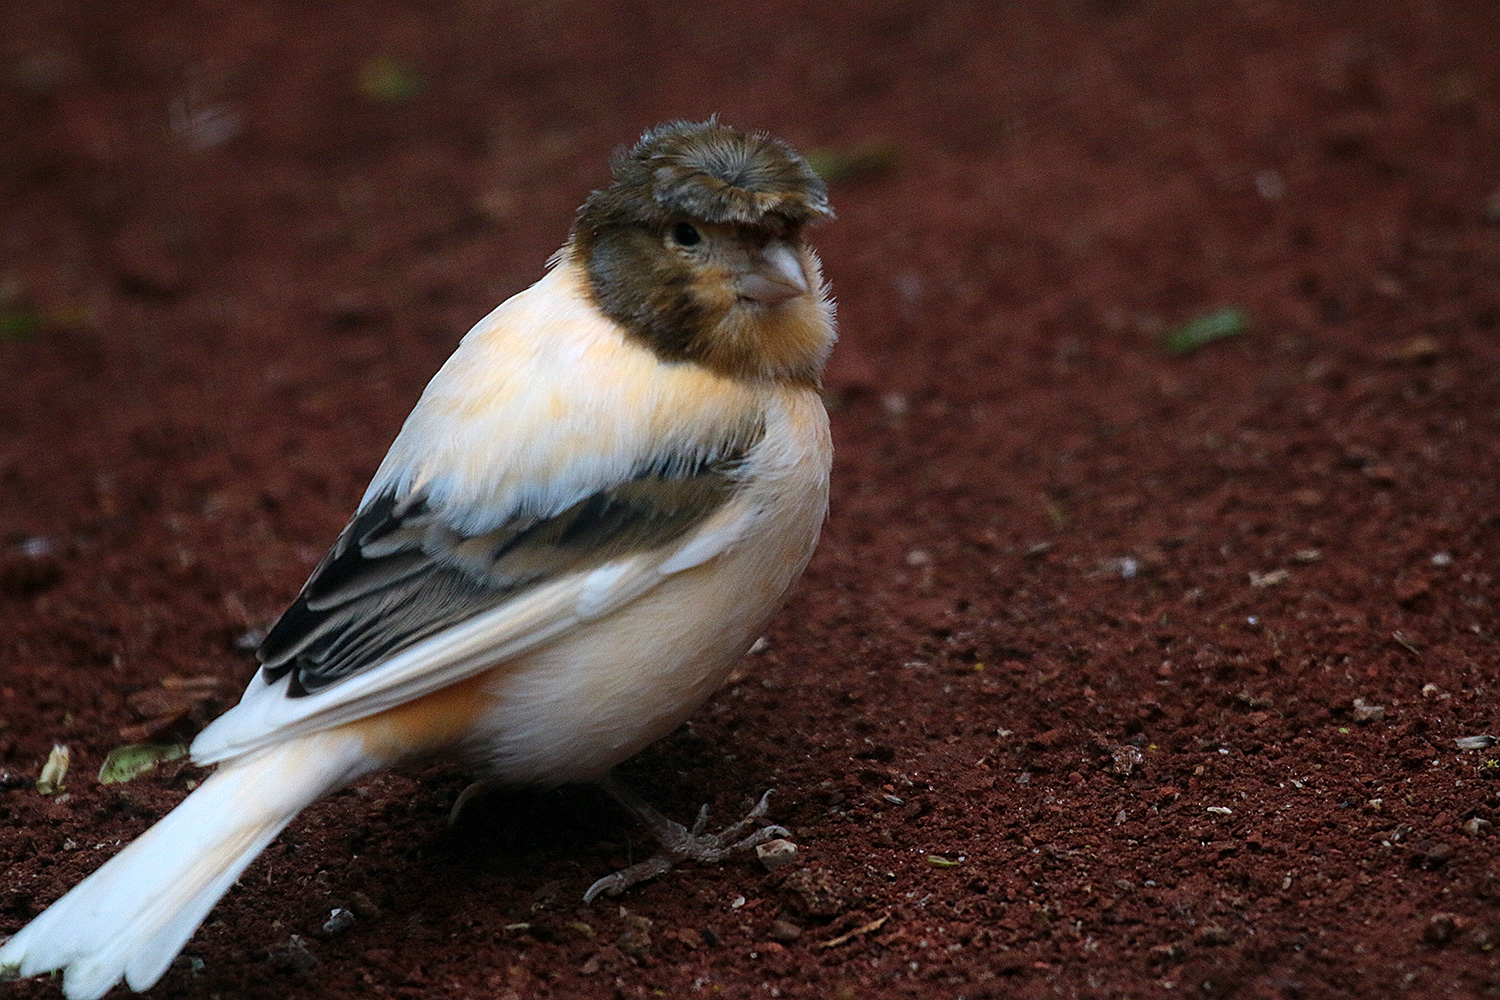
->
[579,119,832,233]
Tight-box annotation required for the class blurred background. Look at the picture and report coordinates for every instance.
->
[4,3,1500,998]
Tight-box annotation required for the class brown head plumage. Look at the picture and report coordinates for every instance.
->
[576,119,833,236]
[569,121,836,386]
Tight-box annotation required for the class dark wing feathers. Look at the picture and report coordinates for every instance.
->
[257,430,762,697]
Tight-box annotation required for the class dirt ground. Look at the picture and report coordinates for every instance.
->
[4,2,1500,998]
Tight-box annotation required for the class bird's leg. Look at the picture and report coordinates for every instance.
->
[582,774,789,903]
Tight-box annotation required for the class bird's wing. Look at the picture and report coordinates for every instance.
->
[192,264,770,764]
[260,447,757,699]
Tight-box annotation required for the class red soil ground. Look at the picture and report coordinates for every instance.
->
[4,2,1500,997]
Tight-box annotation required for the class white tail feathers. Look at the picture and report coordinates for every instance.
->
[0,730,374,1000]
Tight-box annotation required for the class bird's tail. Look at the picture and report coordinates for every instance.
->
[0,729,374,1000]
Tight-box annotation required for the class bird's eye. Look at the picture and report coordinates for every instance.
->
[671,222,702,247]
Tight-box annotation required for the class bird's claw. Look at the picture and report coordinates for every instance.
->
[448,779,501,827]
[583,784,788,903]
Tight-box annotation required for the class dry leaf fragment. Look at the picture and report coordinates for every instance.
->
[36,744,70,795]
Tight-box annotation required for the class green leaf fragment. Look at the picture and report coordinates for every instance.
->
[926,854,963,868]
[1163,307,1248,356]
[0,310,42,343]
[358,57,424,101]
[98,743,188,784]
[36,744,70,795]
[806,144,900,184]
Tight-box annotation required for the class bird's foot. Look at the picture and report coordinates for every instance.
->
[583,777,788,903]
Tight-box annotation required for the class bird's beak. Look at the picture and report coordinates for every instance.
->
[736,241,810,306]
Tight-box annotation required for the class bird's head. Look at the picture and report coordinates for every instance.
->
[571,120,835,386]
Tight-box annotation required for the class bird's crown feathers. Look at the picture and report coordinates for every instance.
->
[579,119,832,232]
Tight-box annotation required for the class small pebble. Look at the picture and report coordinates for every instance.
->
[1455,735,1497,751]
[615,909,654,958]
[1352,699,1386,723]
[766,919,802,943]
[271,935,317,974]
[347,891,381,920]
[322,908,356,937]
[171,955,206,976]
[756,838,798,871]
[1422,843,1456,868]
[19,536,57,558]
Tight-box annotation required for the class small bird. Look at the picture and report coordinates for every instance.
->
[1,119,836,999]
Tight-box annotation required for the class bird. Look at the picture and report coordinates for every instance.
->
[0,119,836,999]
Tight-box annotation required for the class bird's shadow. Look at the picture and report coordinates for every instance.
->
[321,730,790,931]
[172,721,801,998]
